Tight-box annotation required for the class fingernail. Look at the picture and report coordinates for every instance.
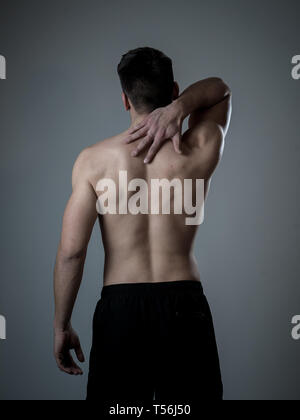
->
[131,151,137,157]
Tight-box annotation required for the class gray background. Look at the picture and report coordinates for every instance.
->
[0,0,299,400]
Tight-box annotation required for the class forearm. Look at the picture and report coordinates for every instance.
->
[54,246,86,331]
[174,77,231,120]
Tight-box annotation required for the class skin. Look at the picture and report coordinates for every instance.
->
[53,77,232,375]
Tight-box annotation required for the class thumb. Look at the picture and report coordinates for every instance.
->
[172,132,182,154]
[74,339,85,363]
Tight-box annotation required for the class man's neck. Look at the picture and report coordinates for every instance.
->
[130,111,150,129]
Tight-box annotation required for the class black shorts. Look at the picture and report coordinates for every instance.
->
[87,280,223,412]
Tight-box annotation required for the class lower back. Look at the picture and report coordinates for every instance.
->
[100,213,201,285]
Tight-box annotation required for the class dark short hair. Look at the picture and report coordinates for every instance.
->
[117,47,175,113]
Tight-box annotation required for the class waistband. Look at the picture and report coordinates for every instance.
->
[101,280,203,298]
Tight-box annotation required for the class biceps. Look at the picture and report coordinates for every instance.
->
[60,185,98,258]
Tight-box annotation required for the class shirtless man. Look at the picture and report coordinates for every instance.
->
[54,47,232,408]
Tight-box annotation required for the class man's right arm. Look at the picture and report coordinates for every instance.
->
[177,77,232,136]
[177,78,232,176]
[124,77,232,163]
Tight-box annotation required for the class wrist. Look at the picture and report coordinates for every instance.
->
[54,320,71,333]
[171,97,186,122]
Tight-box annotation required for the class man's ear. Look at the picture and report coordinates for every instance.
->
[122,92,131,111]
[173,82,180,100]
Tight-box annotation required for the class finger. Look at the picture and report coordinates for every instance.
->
[56,353,74,375]
[124,127,148,144]
[59,364,77,375]
[131,136,153,157]
[69,357,83,375]
[172,133,182,154]
[144,141,162,164]
[59,365,74,375]
[154,128,167,147]
[74,341,85,363]
[63,358,83,376]
[56,352,83,376]
[129,120,147,134]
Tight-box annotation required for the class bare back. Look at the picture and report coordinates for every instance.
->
[53,77,232,377]
[88,127,222,286]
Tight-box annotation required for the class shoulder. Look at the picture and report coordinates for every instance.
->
[185,120,224,149]
[72,146,94,180]
[72,147,93,189]
[183,121,225,176]
[72,134,123,186]
[74,135,117,166]
[184,121,225,161]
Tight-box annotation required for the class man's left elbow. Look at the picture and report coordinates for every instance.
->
[59,245,87,262]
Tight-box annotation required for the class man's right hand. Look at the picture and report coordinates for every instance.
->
[124,103,184,164]
[54,325,85,376]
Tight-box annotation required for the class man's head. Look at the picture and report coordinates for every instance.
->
[118,47,179,116]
